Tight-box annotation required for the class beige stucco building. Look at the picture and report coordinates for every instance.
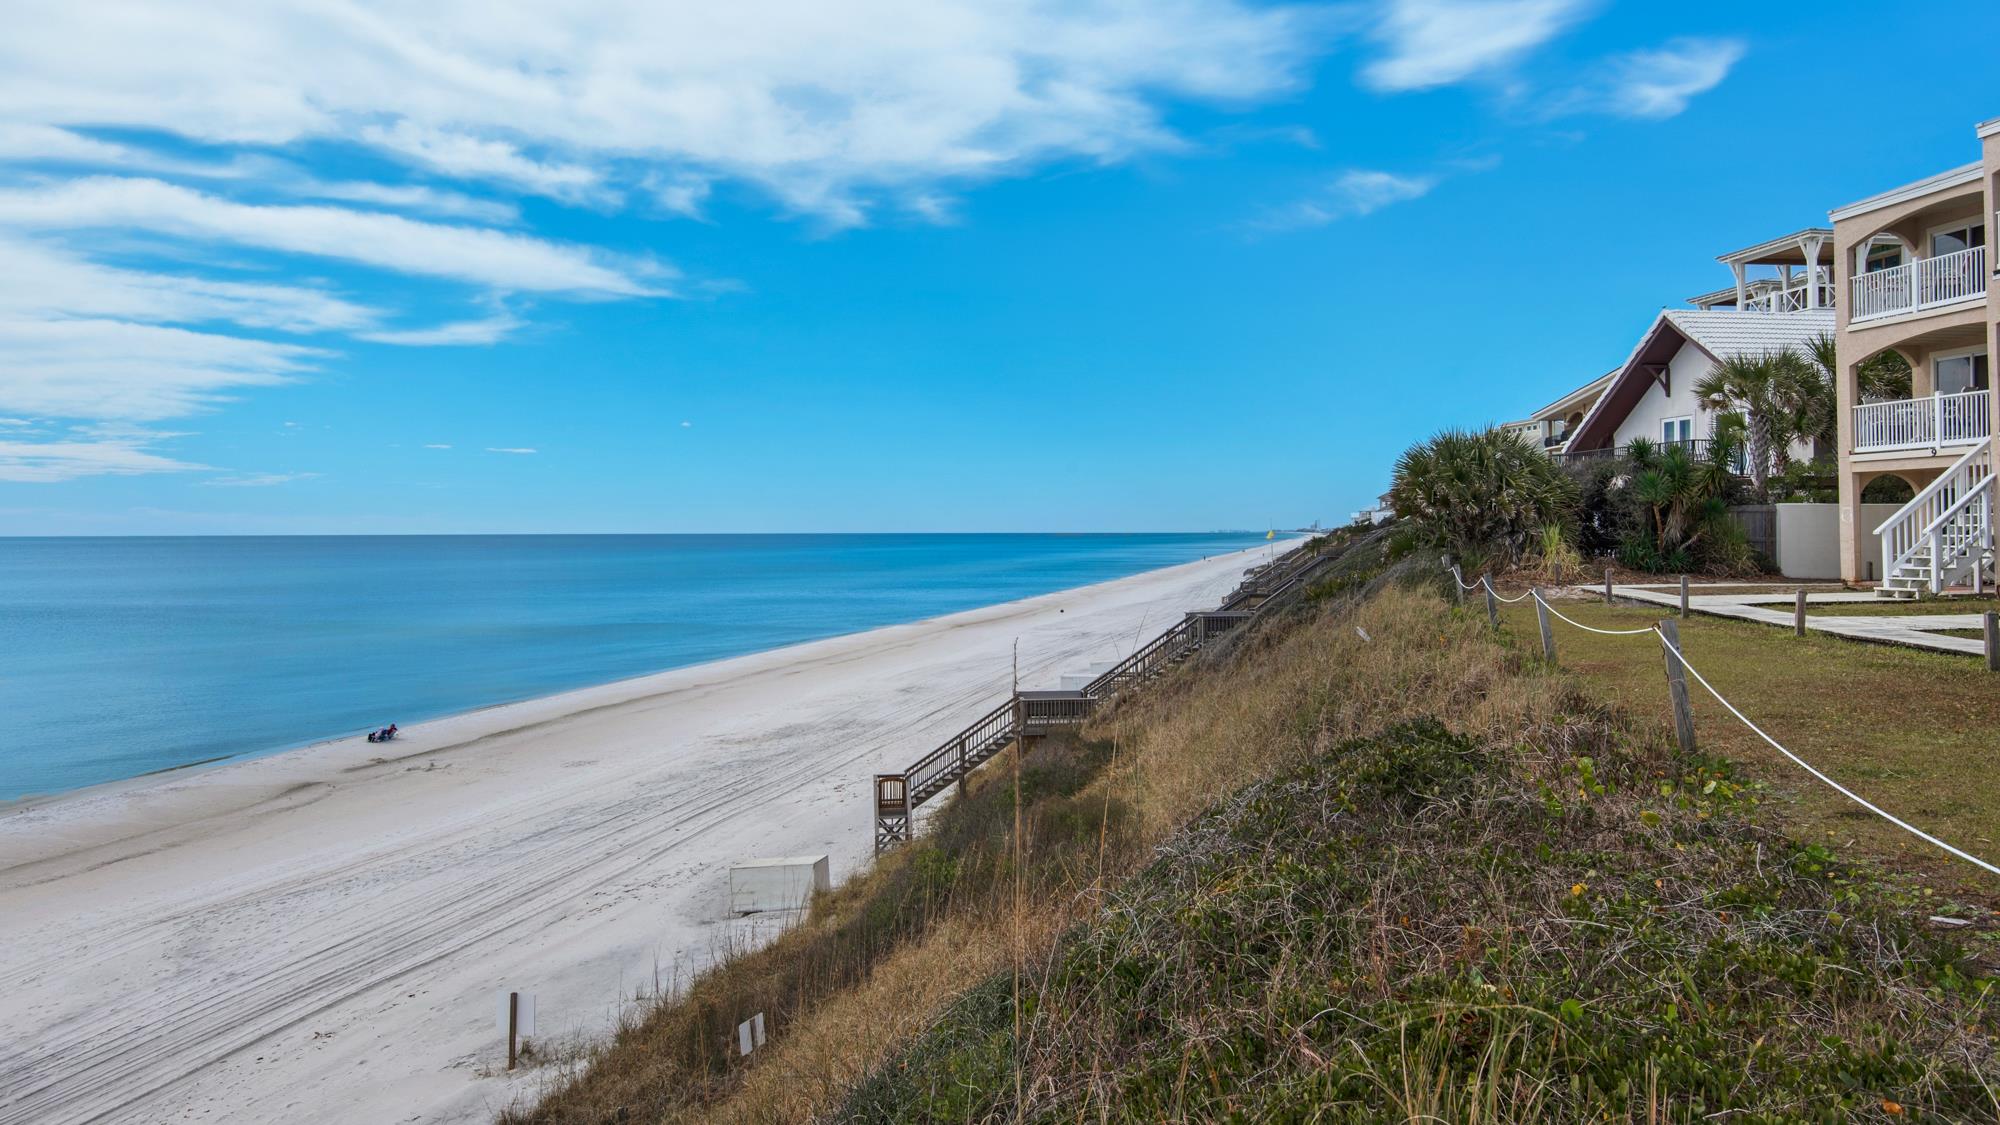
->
[1831,117,1999,592]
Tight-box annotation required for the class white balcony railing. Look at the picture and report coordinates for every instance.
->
[1852,389,1991,453]
[1741,269,1834,313]
[1851,245,1987,322]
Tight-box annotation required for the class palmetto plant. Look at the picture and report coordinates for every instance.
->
[1692,348,1826,493]
[1390,429,1577,569]
[1808,330,1911,406]
[1622,431,1742,569]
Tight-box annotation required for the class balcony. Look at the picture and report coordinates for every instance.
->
[1852,389,1990,453]
[1851,245,1987,322]
[1741,269,1834,313]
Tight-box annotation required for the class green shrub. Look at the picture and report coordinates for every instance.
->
[1389,428,1577,570]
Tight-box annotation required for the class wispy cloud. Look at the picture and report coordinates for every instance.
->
[1252,167,1440,231]
[0,429,207,483]
[423,443,453,449]
[1362,0,1590,92]
[1546,37,1746,120]
[0,178,665,297]
[358,311,523,346]
[203,470,319,487]
[485,446,537,455]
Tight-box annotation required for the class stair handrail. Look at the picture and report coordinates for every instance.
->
[1875,437,1992,587]
[905,696,1017,801]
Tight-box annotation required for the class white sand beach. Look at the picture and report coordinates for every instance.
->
[0,544,1281,1125]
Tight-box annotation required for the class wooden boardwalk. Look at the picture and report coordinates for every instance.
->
[873,544,1333,849]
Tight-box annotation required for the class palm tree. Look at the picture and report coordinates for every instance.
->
[1807,330,1911,405]
[1390,428,1576,568]
[1693,349,1824,493]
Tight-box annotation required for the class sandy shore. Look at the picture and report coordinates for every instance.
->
[0,543,1281,1125]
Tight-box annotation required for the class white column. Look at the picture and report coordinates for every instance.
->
[1731,262,1748,309]
[1801,235,1827,309]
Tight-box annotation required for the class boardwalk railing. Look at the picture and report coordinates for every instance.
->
[873,545,1334,850]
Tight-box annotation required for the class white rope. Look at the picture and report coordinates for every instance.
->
[1666,639,2000,879]
[1530,589,1656,635]
[1480,575,1532,604]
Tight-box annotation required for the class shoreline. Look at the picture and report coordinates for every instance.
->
[0,541,1290,1125]
[0,538,1294,820]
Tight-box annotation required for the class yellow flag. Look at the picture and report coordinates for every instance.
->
[1266,529,1275,540]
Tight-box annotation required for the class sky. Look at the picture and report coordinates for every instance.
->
[0,0,1995,535]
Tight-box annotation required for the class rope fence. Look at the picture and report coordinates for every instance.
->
[1444,560,2000,880]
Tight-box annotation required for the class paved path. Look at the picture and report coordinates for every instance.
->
[1602,583,1988,657]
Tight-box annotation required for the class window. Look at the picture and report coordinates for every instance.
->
[1661,416,1693,446]
[1864,243,1903,272]
[1935,351,1990,395]
[1931,221,1986,258]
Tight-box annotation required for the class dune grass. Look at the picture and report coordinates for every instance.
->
[843,588,2000,1122]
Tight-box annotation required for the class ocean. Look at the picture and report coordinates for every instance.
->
[0,533,1273,801]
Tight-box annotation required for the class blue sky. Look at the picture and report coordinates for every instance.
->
[0,0,1994,534]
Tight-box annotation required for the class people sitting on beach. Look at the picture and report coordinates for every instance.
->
[366,725,399,743]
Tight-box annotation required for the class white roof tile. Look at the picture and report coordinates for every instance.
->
[1661,308,1834,360]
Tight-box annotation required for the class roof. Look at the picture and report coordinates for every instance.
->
[1527,371,1613,421]
[1978,117,2000,139]
[1716,229,1833,267]
[1566,309,1834,452]
[1829,162,1983,222]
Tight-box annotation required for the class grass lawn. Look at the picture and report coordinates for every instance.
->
[1808,595,2000,618]
[1500,596,2000,900]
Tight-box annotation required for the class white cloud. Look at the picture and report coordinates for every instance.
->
[0,1,1322,224]
[1568,37,1745,120]
[680,420,692,428]
[0,430,207,483]
[0,317,319,421]
[1254,167,1439,230]
[203,470,319,486]
[297,180,520,224]
[423,443,453,449]
[0,237,379,334]
[485,446,537,454]
[359,121,606,203]
[0,178,663,297]
[1362,0,1590,91]
[358,311,523,346]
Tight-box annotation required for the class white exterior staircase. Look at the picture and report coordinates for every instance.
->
[1874,437,1994,598]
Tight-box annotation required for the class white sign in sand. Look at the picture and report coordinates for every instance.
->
[729,855,830,914]
[495,990,538,1037]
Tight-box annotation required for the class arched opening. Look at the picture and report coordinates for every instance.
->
[1860,473,1916,504]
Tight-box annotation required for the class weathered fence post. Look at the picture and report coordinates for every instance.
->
[1794,588,1807,637]
[1447,559,1464,606]
[1484,581,1498,629]
[1678,574,1689,619]
[1603,567,1613,605]
[1534,591,1557,665]
[1658,620,1696,754]
[1985,611,1998,673]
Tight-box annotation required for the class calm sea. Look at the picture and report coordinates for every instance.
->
[0,533,1270,801]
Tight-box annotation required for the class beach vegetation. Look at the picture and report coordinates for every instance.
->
[510,549,2000,1123]
[1389,428,1577,572]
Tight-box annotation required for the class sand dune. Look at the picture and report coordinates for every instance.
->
[0,545,1276,1125]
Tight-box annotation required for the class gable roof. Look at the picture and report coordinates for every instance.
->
[1566,309,1833,452]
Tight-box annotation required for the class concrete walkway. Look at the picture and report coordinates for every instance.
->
[1600,583,1988,657]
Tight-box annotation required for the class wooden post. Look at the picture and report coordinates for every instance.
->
[1534,591,1556,665]
[1659,620,1696,754]
[507,991,519,1072]
[1484,581,1499,629]
[1603,567,1613,605]
[1678,574,1689,618]
[1449,563,1465,605]
[1985,612,1998,673]
[956,735,968,798]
